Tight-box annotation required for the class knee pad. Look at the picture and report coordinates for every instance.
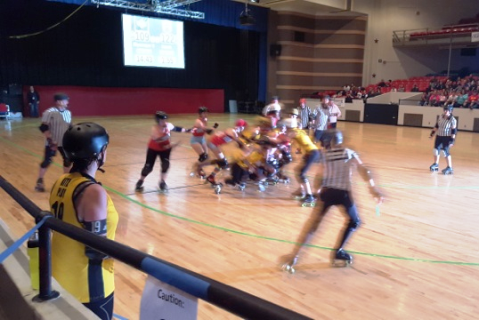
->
[198,152,208,162]
[40,159,52,169]
[141,164,153,177]
[161,159,170,173]
[217,158,228,169]
[433,148,439,156]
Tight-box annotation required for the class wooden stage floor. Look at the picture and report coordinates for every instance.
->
[1,114,479,319]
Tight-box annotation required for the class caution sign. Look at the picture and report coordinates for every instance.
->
[140,275,198,320]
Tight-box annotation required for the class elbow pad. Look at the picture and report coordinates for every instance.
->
[213,123,219,129]
[173,126,183,132]
[39,124,49,133]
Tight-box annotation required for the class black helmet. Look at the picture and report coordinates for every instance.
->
[198,106,208,113]
[155,111,168,122]
[63,123,109,161]
[444,105,453,113]
[321,129,343,148]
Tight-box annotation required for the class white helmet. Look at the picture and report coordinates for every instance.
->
[262,103,282,116]
[280,118,297,129]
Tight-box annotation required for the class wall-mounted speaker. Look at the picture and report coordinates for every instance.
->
[270,44,282,57]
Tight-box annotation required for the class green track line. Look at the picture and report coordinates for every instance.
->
[1,135,478,266]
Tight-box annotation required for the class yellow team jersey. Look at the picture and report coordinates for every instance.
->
[292,128,318,153]
[237,150,266,169]
[49,172,119,303]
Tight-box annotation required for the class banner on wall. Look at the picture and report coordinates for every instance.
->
[472,32,479,42]
[140,276,198,320]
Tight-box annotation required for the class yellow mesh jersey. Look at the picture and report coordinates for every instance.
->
[292,128,318,153]
[237,150,266,169]
[49,172,118,303]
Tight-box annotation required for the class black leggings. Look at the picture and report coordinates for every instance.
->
[141,148,172,177]
[83,293,114,320]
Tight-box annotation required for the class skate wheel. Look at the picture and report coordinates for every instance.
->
[281,263,295,274]
[332,259,352,268]
[189,172,195,177]
[301,202,315,207]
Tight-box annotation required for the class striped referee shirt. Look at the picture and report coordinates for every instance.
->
[320,147,359,191]
[41,107,72,147]
[312,106,329,131]
[435,115,457,137]
[298,104,312,129]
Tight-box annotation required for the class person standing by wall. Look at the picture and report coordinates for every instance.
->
[323,95,341,129]
[35,93,72,192]
[50,122,118,320]
[27,86,40,118]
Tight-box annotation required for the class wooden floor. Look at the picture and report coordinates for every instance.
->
[1,114,479,320]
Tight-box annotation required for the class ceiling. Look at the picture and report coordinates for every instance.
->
[234,0,363,16]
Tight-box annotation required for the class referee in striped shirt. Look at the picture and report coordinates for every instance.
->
[429,105,457,175]
[283,130,383,268]
[35,93,73,192]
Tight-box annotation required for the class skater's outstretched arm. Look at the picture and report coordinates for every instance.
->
[354,157,384,204]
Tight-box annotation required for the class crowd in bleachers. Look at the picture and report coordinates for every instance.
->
[409,12,479,40]
[322,74,478,109]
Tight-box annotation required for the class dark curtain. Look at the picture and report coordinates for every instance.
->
[0,1,260,108]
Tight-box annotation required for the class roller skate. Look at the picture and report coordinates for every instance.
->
[34,178,45,192]
[266,176,278,185]
[191,163,206,179]
[206,175,222,194]
[238,182,246,191]
[135,179,144,192]
[429,163,439,172]
[331,248,353,267]
[277,173,290,184]
[159,180,168,193]
[442,166,453,175]
[301,194,316,207]
[281,255,299,274]
[292,189,306,200]
[257,180,268,192]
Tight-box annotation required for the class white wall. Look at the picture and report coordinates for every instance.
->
[353,0,479,84]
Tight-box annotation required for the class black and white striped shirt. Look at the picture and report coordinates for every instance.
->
[435,115,457,137]
[312,106,329,131]
[298,105,312,129]
[41,107,72,147]
[321,147,359,191]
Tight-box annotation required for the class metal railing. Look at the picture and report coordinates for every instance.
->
[0,175,311,320]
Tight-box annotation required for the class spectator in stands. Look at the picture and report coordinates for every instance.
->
[377,79,387,87]
[419,92,430,106]
[454,89,468,108]
[411,84,420,92]
[429,90,441,106]
[465,90,479,109]
[438,89,448,106]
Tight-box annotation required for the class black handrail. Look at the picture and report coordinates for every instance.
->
[0,175,312,320]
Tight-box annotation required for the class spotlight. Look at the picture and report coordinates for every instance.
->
[250,0,259,3]
[240,1,255,26]
[239,12,255,26]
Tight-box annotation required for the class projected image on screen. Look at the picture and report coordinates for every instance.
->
[122,14,185,69]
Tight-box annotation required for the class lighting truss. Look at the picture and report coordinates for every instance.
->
[90,0,205,19]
